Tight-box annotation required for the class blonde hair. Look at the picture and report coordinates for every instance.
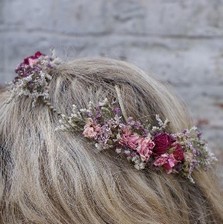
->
[0,58,222,224]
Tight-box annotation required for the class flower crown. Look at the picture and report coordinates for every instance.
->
[11,51,216,183]
[56,99,216,183]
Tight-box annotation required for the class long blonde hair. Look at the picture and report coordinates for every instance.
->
[0,58,222,223]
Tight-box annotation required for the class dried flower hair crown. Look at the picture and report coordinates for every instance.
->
[56,99,216,183]
[11,51,216,183]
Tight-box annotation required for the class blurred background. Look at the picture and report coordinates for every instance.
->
[0,0,223,154]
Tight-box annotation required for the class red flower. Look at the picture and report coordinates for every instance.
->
[163,163,173,173]
[153,133,175,155]
[23,51,44,65]
[173,144,184,161]
[34,51,43,58]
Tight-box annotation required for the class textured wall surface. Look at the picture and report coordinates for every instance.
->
[0,0,223,153]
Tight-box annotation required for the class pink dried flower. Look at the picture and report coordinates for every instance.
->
[119,127,141,150]
[154,153,177,174]
[83,126,98,138]
[165,154,177,171]
[154,154,169,166]
[83,118,101,138]
[136,137,155,161]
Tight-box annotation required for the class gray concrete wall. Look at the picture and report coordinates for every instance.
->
[0,0,223,153]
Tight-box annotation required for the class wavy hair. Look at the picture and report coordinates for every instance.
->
[0,58,222,223]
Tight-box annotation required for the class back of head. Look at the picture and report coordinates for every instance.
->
[0,57,222,224]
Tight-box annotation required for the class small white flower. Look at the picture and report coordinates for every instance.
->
[134,162,145,170]
[95,143,103,151]
[115,148,122,154]
[70,113,78,118]
[99,98,108,106]
[132,155,140,163]
[124,150,131,155]
[80,108,87,113]
[134,163,140,170]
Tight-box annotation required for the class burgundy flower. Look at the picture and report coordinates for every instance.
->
[153,133,175,155]
[173,144,184,161]
[23,51,43,66]
[163,163,173,173]
[23,57,30,65]
[15,51,45,78]
[34,51,43,58]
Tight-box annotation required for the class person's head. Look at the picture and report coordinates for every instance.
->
[0,56,222,224]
